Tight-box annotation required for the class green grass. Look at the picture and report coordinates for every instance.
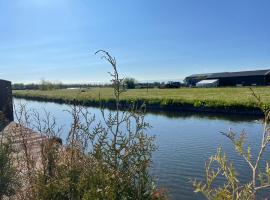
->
[12,87,270,111]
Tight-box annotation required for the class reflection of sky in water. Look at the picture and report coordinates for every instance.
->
[14,98,269,200]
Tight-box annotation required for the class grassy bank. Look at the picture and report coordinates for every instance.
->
[12,87,270,114]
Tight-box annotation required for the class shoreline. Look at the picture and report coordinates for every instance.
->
[13,94,263,116]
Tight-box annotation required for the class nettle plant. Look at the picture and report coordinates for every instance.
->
[193,89,270,200]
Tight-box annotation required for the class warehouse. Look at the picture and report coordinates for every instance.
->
[185,69,270,87]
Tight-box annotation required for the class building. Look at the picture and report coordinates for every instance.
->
[184,73,212,87]
[185,69,270,87]
[196,79,219,87]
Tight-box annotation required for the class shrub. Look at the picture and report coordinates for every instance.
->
[193,88,270,199]
[0,136,20,199]
[13,50,166,200]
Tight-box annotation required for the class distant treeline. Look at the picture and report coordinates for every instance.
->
[137,81,184,89]
[13,79,184,90]
[12,80,112,90]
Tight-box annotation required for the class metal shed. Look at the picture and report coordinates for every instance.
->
[206,70,270,86]
[185,69,270,87]
[196,79,219,87]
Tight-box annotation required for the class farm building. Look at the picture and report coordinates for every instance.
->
[196,79,219,87]
[184,73,212,86]
[185,69,270,87]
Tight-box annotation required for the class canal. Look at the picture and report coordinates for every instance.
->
[14,98,270,199]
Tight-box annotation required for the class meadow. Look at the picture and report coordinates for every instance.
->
[12,87,270,112]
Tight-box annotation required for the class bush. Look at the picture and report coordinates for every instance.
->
[0,137,20,199]
[12,50,167,200]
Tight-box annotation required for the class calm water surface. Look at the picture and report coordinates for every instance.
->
[14,98,270,200]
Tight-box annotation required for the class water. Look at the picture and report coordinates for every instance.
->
[13,98,270,199]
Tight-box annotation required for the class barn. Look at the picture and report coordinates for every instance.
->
[185,69,270,87]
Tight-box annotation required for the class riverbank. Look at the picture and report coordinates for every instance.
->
[13,87,270,115]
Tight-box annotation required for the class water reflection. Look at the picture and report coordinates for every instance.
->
[13,98,269,200]
[14,97,261,122]
[146,109,261,122]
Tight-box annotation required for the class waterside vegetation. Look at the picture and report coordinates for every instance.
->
[193,90,270,199]
[13,87,270,115]
[0,51,167,200]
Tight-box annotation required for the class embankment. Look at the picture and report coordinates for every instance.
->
[13,88,264,116]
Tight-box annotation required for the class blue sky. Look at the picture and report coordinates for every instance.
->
[0,0,270,83]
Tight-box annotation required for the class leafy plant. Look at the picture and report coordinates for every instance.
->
[193,88,270,199]
[0,135,20,200]
[14,50,166,200]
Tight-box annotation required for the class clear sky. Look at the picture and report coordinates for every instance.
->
[1,0,270,83]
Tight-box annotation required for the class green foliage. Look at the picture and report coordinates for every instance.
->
[124,77,137,89]
[39,79,63,91]
[13,87,270,112]
[194,88,270,199]
[18,50,166,200]
[0,137,20,199]
[193,148,254,200]
[193,100,203,108]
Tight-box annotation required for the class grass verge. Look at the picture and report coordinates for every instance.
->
[13,87,270,115]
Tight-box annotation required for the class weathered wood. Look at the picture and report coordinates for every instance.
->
[0,123,63,199]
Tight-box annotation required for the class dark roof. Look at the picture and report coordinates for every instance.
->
[208,69,270,79]
[186,73,212,78]
[0,79,11,84]
[186,69,270,79]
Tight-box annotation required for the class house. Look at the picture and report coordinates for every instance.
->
[185,69,270,87]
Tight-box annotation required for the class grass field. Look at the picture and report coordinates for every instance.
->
[12,87,270,111]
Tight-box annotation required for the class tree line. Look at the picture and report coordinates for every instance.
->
[13,79,184,91]
[12,80,112,91]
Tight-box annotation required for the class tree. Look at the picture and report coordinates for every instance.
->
[39,79,63,91]
[124,77,137,89]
